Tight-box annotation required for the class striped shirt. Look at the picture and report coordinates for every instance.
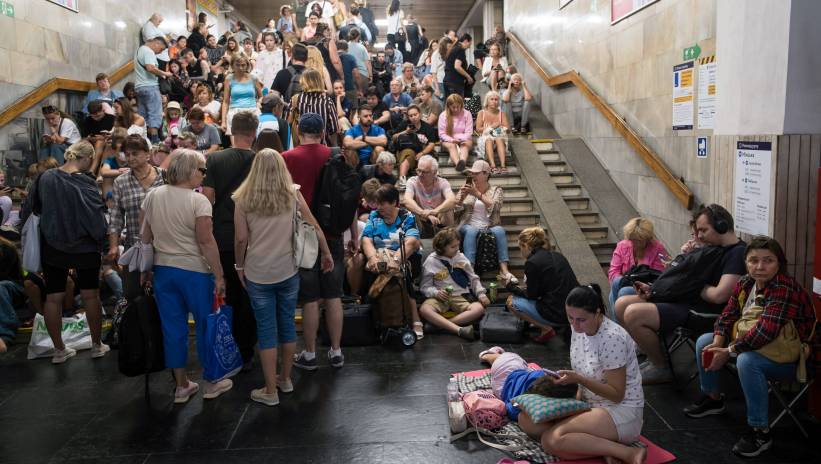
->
[284,91,339,146]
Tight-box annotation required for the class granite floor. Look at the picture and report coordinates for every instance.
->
[1,329,819,464]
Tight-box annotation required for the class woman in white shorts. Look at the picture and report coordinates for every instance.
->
[518,284,647,464]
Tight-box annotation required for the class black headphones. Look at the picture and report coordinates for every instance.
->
[706,204,729,234]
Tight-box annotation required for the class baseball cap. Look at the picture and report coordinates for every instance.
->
[466,159,491,174]
[166,101,182,111]
[298,113,324,135]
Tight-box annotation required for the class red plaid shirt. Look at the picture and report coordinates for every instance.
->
[715,274,816,354]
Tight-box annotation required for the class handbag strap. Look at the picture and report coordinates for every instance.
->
[449,427,526,452]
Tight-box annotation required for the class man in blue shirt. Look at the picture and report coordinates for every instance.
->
[343,105,387,166]
[81,73,123,115]
[383,79,413,131]
[336,40,360,110]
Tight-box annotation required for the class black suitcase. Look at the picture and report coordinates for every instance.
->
[480,305,526,344]
[319,304,379,346]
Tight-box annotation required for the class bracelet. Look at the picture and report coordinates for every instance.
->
[233,264,244,271]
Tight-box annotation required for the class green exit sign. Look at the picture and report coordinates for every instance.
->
[0,0,14,17]
[683,44,701,61]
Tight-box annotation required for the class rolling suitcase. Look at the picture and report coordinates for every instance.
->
[480,305,526,344]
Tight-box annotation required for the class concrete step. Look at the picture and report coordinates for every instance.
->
[435,154,519,167]
[557,184,583,197]
[443,174,522,188]
[533,142,555,152]
[439,166,520,176]
[564,197,591,211]
[550,172,576,185]
[500,210,540,226]
[539,152,561,162]
[572,211,601,225]
[500,197,535,213]
[581,225,609,240]
[543,160,570,173]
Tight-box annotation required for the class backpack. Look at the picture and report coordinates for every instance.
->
[284,64,304,101]
[650,245,727,304]
[118,291,165,377]
[313,151,363,235]
[474,231,500,275]
[617,264,662,290]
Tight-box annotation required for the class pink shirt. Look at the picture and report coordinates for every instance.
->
[607,239,669,283]
[438,109,473,143]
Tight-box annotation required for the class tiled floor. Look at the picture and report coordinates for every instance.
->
[1,332,819,464]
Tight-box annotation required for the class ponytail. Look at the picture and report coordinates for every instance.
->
[565,284,605,315]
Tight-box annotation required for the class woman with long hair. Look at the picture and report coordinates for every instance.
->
[306,44,334,92]
[385,0,404,50]
[233,148,332,406]
[475,90,510,172]
[113,97,147,140]
[437,94,473,172]
[481,42,508,89]
[287,68,339,146]
[220,54,262,137]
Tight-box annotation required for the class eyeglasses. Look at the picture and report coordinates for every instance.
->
[197,167,208,175]
[416,169,433,175]
[746,257,777,266]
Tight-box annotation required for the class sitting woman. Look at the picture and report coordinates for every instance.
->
[456,160,517,284]
[419,228,489,340]
[438,94,474,172]
[475,91,510,173]
[113,97,147,140]
[507,227,579,343]
[685,236,817,458]
[359,184,424,338]
[607,217,669,317]
[518,285,647,464]
[359,151,397,186]
[502,73,532,135]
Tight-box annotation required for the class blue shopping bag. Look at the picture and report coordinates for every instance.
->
[203,296,243,382]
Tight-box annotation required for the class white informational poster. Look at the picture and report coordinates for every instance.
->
[734,141,773,236]
[697,57,717,129]
[672,62,694,130]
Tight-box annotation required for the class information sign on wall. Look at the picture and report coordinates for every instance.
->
[46,0,78,13]
[611,0,659,24]
[697,56,717,130]
[734,141,773,236]
[672,62,694,130]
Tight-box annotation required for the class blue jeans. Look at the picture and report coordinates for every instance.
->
[38,143,69,164]
[246,274,300,350]
[459,224,509,265]
[608,276,637,321]
[152,266,216,379]
[0,280,24,343]
[135,85,163,131]
[695,332,797,428]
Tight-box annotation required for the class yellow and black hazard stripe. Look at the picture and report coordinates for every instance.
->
[699,55,715,65]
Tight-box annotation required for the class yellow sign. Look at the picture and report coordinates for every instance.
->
[197,0,220,15]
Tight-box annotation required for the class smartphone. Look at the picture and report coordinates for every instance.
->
[701,349,714,369]
[465,176,473,186]
[543,369,561,378]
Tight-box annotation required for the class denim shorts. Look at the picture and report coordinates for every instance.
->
[246,273,300,350]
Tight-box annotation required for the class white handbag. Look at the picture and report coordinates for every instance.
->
[292,193,319,269]
[117,242,155,272]
[21,214,41,273]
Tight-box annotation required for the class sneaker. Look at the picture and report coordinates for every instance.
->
[277,378,294,393]
[202,378,233,399]
[455,159,466,173]
[293,351,318,371]
[327,349,345,368]
[174,381,200,404]
[90,342,110,359]
[732,427,772,458]
[683,394,726,418]
[397,176,407,188]
[250,387,280,406]
[51,346,77,364]
[640,364,673,384]
[457,325,474,340]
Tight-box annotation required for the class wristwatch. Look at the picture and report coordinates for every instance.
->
[728,344,738,358]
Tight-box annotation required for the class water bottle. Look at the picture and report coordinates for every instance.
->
[447,377,460,402]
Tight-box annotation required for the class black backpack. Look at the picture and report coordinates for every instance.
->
[313,151,363,236]
[474,231,500,275]
[650,246,727,303]
[618,264,662,291]
[118,291,165,377]
[285,65,304,101]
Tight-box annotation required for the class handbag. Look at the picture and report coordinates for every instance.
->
[732,293,802,364]
[292,192,319,269]
[21,175,43,273]
[203,295,243,382]
[333,6,345,28]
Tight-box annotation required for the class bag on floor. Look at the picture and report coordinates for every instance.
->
[320,303,379,346]
[474,231,500,275]
[203,297,243,382]
[27,313,92,359]
[371,275,414,328]
[463,389,509,430]
[480,306,525,344]
[118,290,165,377]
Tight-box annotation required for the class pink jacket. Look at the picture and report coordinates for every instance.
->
[438,109,473,143]
[607,239,669,283]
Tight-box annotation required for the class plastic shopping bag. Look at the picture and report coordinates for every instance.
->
[21,214,41,273]
[27,313,92,359]
[203,298,242,382]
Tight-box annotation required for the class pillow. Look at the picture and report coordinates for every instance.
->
[511,394,590,423]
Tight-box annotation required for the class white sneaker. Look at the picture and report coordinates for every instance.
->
[203,378,233,399]
[277,378,294,393]
[90,343,110,359]
[52,347,77,364]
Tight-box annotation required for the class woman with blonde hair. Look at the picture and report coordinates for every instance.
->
[506,226,579,343]
[475,90,510,173]
[306,45,333,92]
[27,140,108,364]
[607,217,669,316]
[286,68,339,146]
[220,53,262,137]
[233,148,332,406]
[437,94,473,172]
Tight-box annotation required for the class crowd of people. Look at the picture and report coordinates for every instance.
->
[0,2,817,462]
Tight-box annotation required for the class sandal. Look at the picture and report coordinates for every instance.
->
[500,167,508,174]
[490,167,500,174]
[413,321,425,340]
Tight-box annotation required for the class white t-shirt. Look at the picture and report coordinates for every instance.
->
[306,0,335,19]
[56,118,81,144]
[387,9,404,34]
[570,317,644,409]
[467,198,490,229]
[256,49,285,89]
[406,176,451,210]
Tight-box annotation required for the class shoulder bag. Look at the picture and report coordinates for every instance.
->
[292,191,319,269]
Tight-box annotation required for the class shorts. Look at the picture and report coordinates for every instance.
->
[299,238,345,303]
[422,295,474,314]
[397,148,418,170]
[42,260,101,295]
[225,107,261,136]
[490,352,529,398]
[601,404,643,444]
[509,296,565,327]
[654,302,692,334]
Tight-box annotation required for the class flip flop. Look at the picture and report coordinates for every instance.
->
[500,167,508,174]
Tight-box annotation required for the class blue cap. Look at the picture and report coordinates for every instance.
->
[298,112,325,135]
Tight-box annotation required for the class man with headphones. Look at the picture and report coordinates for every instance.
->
[614,204,747,384]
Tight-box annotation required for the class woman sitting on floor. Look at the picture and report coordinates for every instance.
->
[684,236,817,458]
[419,228,489,340]
[518,285,647,464]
